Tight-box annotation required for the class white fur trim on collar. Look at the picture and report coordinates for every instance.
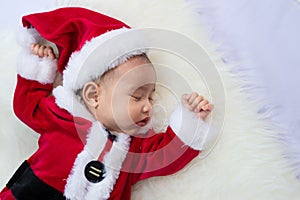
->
[85,133,131,200]
[63,27,148,92]
[64,121,131,200]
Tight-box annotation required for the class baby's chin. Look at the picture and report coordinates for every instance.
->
[122,122,152,137]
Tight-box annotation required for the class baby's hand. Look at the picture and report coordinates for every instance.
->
[31,44,56,59]
[182,92,213,120]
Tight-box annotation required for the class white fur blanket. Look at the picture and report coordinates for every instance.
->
[0,0,300,199]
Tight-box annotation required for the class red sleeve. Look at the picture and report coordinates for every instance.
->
[13,75,54,134]
[130,126,200,183]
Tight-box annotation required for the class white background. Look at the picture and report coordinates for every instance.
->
[0,1,55,29]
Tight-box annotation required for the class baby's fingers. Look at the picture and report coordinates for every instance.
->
[182,93,191,101]
[187,92,198,105]
[182,93,192,106]
[44,47,56,59]
[31,44,44,57]
[31,44,55,59]
[192,96,205,112]
[202,103,214,111]
[196,104,213,119]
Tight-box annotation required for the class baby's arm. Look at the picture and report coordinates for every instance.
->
[14,34,58,133]
[132,92,213,182]
[31,44,62,88]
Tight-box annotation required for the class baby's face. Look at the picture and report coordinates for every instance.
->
[95,56,156,136]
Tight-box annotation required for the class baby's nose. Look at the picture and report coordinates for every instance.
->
[142,101,152,113]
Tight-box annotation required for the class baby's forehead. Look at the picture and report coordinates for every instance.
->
[113,57,155,78]
[110,66,156,93]
[98,55,156,90]
[120,78,156,93]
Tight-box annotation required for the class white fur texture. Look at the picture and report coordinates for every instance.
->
[64,150,93,200]
[169,103,208,150]
[64,121,131,200]
[64,122,107,199]
[16,27,57,84]
[85,133,131,200]
[53,85,95,121]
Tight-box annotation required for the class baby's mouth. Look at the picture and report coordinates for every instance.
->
[136,117,150,127]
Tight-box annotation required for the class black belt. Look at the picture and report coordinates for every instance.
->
[6,160,66,200]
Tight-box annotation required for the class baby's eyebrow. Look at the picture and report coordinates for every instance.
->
[138,85,155,92]
[130,85,156,93]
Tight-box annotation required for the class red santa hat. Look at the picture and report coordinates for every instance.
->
[21,7,148,92]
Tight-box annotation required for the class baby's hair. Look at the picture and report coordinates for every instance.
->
[75,53,151,101]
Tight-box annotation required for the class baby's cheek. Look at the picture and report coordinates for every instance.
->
[128,102,141,120]
[115,100,132,120]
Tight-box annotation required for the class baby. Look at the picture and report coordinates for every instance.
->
[31,43,213,139]
[0,7,213,200]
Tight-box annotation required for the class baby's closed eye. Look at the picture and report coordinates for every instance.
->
[130,94,142,101]
[130,93,154,103]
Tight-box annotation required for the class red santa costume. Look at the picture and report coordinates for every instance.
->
[0,7,208,200]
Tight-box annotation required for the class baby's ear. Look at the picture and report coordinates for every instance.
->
[82,81,100,108]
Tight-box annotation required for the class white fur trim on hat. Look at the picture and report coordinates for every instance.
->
[169,103,209,150]
[16,27,57,84]
[52,85,95,121]
[63,27,148,92]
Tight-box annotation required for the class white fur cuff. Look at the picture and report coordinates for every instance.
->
[17,51,57,84]
[16,27,57,84]
[169,103,209,150]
